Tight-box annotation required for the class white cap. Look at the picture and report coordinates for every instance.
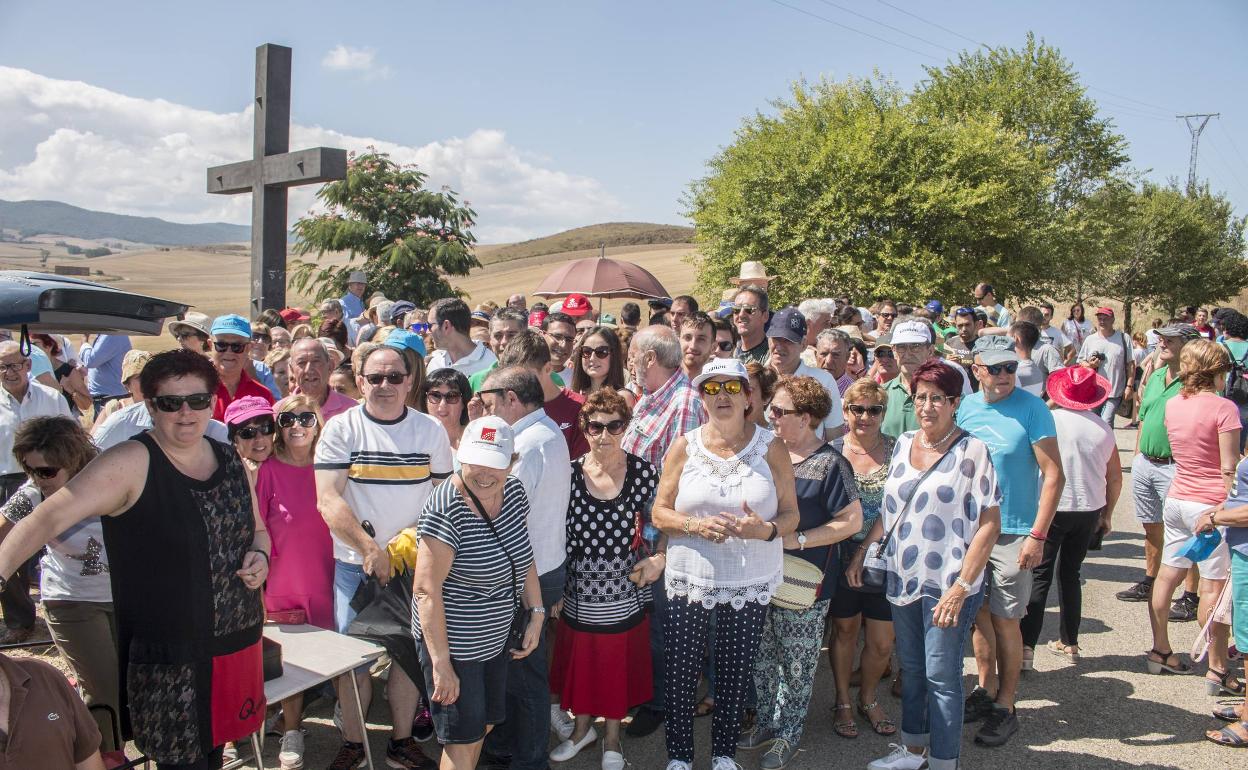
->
[457,416,516,470]
[890,320,932,345]
[691,357,749,390]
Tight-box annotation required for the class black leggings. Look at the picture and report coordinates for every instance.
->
[1021,509,1102,649]
[156,746,225,770]
[664,598,766,763]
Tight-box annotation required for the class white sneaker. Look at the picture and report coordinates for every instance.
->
[221,743,238,763]
[278,730,305,769]
[711,758,743,770]
[602,749,626,770]
[550,727,598,762]
[550,704,575,741]
[867,743,929,770]
[665,762,692,770]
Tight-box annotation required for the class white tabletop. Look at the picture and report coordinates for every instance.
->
[262,623,385,704]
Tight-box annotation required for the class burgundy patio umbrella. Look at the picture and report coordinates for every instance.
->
[532,255,670,301]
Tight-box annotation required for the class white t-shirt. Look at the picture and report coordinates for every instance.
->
[0,381,72,475]
[426,342,497,379]
[1,483,111,602]
[315,404,453,563]
[1053,409,1116,511]
[793,363,846,437]
[511,408,572,575]
[92,401,229,450]
[1042,324,1068,350]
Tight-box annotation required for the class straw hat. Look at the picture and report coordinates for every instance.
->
[729,260,778,286]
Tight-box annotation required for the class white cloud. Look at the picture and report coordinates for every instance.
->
[321,45,390,79]
[0,66,620,242]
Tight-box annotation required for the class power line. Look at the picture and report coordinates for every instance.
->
[764,0,941,61]
[812,0,957,55]
[1203,135,1248,200]
[1085,86,1176,116]
[873,0,987,49]
[1218,122,1248,176]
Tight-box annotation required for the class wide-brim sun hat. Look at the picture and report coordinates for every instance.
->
[691,357,750,390]
[1046,366,1110,411]
[458,415,515,469]
[169,311,211,339]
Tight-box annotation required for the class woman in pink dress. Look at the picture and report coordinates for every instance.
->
[254,394,333,769]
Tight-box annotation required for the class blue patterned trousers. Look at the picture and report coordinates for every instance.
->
[751,599,831,744]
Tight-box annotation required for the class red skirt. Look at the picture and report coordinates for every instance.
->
[550,617,652,720]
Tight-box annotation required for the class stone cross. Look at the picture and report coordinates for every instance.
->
[207,43,347,316]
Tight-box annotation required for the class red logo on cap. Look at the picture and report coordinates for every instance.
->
[481,427,497,443]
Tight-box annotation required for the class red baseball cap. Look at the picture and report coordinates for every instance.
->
[1094,306,1114,317]
[279,307,310,324]
[562,293,591,317]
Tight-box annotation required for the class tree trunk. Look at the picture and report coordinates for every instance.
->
[1123,298,1133,336]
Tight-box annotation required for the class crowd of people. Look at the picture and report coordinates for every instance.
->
[0,263,1245,770]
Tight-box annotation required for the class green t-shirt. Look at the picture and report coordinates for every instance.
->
[881,376,918,439]
[467,363,564,392]
[1137,366,1183,458]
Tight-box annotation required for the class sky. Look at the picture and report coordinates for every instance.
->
[1,0,1245,243]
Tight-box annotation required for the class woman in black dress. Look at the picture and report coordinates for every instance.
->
[0,349,269,770]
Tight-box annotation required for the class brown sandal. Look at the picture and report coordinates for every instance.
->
[832,703,858,739]
[694,696,715,718]
[857,701,897,736]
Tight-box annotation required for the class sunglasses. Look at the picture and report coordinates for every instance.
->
[276,411,317,429]
[174,332,203,342]
[213,341,247,353]
[235,420,276,440]
[875,350,895,360]
[846,404,885,418]
[426,390,463,405]
[954,307,977,317]
[732,304,759,316]
[879,312,897,319]
[977,362,1019,376]
[152,393,213,412]
[716,340,734,352]
[24,465,61,480]
[409,322,430,333]
[251,334,270,343]
[579,345,611,360]
[585,419,627,436]
[363,372,406,386]
[768,405,800,420]
[700,379,744,396]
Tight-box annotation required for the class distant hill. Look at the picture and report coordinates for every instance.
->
[0,199,249,246]
[477,222,694,265]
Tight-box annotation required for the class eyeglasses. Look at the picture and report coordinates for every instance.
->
[24,465,61,480]
[875,349,895,360]
[976,362,1019,376]
[912,393,951,406]
[426,390,463,405]
[235,420,276,440]
[732,304,759,316]
[213,341,247,353]
[251,334,270,344]
[768,405,800,420]
[174,332,203,342]
[152,393,213,412]
[716,340,734,352]
[409,322,430,333]
[579,345,611,360]
[276,411,317,429]
[846,404,885,418]
[879,312,897,319]
[585,419,627,436]
[363,372,406,386]
[0,362,25,374]
[700,380,744,396]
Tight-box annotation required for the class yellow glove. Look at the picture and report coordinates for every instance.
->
[387,528,420,576]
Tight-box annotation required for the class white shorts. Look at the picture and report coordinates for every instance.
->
[1161,497,1230,580]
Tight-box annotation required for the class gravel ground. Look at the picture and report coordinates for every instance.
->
[15,427,1245,769]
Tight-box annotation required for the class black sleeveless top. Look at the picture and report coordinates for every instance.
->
[101,432,264,764]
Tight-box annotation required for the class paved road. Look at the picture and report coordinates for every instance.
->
[240,428,1240,769]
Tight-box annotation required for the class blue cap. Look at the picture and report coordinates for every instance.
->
[384,329,427,357]
[388,300,416,325]
[211,314,251,338]
[925,300,944,315]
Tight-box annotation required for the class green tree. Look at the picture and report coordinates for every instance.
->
[290,149,480,307]
[686,76,1052,306]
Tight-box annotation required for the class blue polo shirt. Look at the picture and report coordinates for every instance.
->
[957,387,1056,535]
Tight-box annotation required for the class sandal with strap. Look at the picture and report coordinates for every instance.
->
[1207,668,1246,696]
[832,703,858,739]
[1206,722,1248,748]
[1214,705,1243,723]
[1047,640,1081,662]
[857,701,897,736]
[1145,648,1191,674]
[694,696,716,718]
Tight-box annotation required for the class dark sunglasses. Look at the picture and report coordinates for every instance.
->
[847,404,885,418]
[152,393,214,412]
[363,372,406,386]
[700,380,744,396]
[235,420,276,440]
[426,390,463,405]
[768,405,800,420]
[174,332,203,342]
[585,419,627,436]
[276,411,317,429]
[732,304,759,316]
[213,340,247,353]
[977,361,1019,376]
[409,322,430,333]
[879,312,897,319]
[716,339,734,352]
[24,465,61,479]
[954,307,977,317]
[251,334,270,343]
[579,345,611,360]
[875,349,895,360]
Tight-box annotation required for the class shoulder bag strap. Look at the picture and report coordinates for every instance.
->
[878,430,965,552]
[459,473,520,604]
[1119,332,1133,391]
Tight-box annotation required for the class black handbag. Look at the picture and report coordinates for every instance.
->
[460,474,528,652]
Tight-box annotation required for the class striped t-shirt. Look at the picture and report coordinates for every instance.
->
[413,477,535,661]
[314,405,453,564]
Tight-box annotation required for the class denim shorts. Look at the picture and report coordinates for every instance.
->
[418,641,508,745]
[1131,453,1175,525]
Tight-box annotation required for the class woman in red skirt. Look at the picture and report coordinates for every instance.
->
[550,389,658,770]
